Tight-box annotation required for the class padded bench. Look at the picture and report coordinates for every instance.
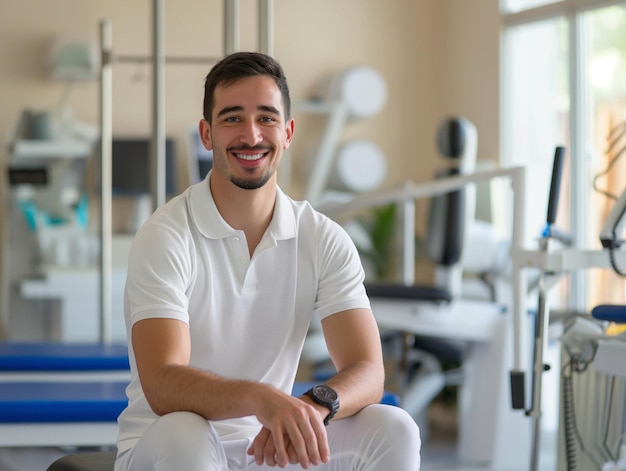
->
[0,342,130,448]
[0,380,128,447]
[0,342,130,382]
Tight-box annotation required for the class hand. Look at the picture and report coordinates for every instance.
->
[248,427,301,467]
[247,390,330,468]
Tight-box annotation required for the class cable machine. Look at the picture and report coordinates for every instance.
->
[98,0,275,343]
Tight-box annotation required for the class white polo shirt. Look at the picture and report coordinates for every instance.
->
[117,175,371,452]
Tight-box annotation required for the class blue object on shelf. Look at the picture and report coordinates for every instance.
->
[591,305,626,324]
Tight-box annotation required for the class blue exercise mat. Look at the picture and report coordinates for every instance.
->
[0,342,129,371]
[0,381,128,423]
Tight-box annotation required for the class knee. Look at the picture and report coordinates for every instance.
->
[137,411,220,464]
[363,404,422,451]
[149,412,209,446]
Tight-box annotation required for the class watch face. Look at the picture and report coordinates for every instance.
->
[314,385,338,402]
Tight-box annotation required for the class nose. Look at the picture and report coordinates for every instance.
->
[239,120,263,146]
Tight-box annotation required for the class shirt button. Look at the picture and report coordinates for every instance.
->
[233,236,240,242]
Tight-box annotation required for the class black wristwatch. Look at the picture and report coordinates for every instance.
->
[305,384,339,426]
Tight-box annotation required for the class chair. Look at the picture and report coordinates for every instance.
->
[346,117,522,467]
[365,116,479,416]
[48,451,116,471]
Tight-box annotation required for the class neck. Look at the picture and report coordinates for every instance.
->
[209,173,277,254]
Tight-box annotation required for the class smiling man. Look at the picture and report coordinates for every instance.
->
[114,52,421,471]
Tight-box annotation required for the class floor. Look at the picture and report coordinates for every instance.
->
[0,439,557,471]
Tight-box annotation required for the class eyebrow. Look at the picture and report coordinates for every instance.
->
[216,105,281,118]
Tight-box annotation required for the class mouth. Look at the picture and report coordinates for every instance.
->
[233,152,266,161]
[230,147,272,167]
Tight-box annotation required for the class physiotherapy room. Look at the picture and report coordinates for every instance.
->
[1,1,626,470]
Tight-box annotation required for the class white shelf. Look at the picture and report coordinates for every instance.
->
[514,248,626,273]
[10,138,93,160]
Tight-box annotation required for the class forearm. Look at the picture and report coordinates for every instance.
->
[318,359,385,420]
[144,363,271,420]
[317,308,386,421]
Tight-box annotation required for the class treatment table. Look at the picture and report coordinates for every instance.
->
[0,342,129,448]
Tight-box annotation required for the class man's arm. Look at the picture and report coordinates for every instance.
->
[248,307,384,467]
[133,317,330,468]
[313,307,385,419]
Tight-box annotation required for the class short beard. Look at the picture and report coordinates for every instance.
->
[230,171,272,190]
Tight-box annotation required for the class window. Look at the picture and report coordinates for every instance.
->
[502,1,626,310]
[501,0,560,14]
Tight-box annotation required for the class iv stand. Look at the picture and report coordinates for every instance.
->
[527,146,566,471]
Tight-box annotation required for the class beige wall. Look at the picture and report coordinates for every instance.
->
[0,0,500,273]
[0,0,500,191]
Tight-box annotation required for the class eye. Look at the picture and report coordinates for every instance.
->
[260,116,277,123]
[224,116,240,123]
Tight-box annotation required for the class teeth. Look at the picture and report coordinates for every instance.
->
[235,153,264,161]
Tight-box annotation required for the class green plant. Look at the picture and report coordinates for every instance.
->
[354,203,397,280]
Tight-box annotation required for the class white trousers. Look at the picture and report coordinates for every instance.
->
[115,404,421,471]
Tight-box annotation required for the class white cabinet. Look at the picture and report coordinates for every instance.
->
[17,235,133,342]
[21,268,127,342]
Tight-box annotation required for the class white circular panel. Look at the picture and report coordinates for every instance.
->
[323,66,388,119]
[329,140,387,193]
[341,66,387,118]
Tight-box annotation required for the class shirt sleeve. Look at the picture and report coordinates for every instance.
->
[125,221,193,327]
[314,217,371,320]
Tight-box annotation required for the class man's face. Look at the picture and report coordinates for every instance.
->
[199,75,294,190]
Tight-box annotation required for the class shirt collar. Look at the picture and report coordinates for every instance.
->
[188,172,296,241]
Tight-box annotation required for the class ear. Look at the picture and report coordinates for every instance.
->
[283,118,295,150]
[199,119,213,151]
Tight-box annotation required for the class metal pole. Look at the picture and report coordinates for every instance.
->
[258,0,273,56]
[304,103,349,205]
[400,193,415,285]
[98,19,113,344]
[224,0,239,55]
[509,166,529,421]
[152,0,166,211]
[511,166,527,372]
[528,247,550,471]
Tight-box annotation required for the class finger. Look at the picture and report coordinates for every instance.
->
[250,427,272,465]
[263,434,277,467]
[311,417,330,463]
[282,417,314,468]
[286,441,299,465]
[299,417,324,466]
[270,426,293,468]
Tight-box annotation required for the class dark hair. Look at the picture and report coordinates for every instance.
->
[203,52,291,123]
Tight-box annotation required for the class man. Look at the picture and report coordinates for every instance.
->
[115,51,421,471]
